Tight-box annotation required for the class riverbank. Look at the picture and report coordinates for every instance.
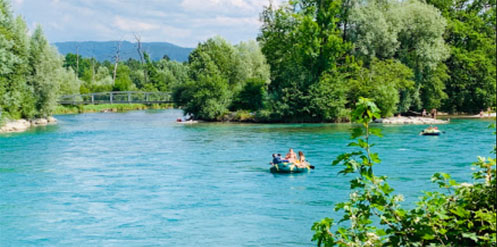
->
[0,117,57,133]
[374,116,449,124]
[54,103,173,115]
[198,110,453,124]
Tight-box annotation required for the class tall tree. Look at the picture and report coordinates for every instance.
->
[258,0,351,121]
[349,0,449,111]
[175,37,236,120]
[28,26,62,117]
[428,0,496,113]
[0,0,34,118]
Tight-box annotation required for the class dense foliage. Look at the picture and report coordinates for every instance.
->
[312,98,496,246]
[173,37,270,120]
[0,0,79,119]
[427,0,496,114]
[252,0,495,122]
[258,0,352,122]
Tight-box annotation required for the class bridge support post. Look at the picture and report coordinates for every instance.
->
[110,92,113,104]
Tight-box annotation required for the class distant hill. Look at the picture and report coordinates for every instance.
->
[53,41,193,62]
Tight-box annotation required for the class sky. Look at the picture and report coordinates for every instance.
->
[11,0,282,47]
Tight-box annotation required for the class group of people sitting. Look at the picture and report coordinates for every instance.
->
[271,148,309,168]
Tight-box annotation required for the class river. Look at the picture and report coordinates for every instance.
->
[0,109,495,246]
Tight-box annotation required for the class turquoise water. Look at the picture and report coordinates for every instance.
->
[0,109,495,246]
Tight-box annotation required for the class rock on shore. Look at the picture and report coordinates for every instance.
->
[374,116,448,124]
[0,117,57,133]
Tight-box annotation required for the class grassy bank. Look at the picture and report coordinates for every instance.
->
[54,104,173,115]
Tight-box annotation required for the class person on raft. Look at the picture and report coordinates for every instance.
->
[297,151,309,168]
[285,148,297,163]
[271,154,288,164]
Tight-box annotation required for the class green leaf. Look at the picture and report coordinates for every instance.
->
[370,153,381,164]
[462,232,478,242]
[379,183,394,194]
[450,207,469,218]
[369,128,383,137]
[422,234,435,240]
[350,178,365,189]
[351,127,364,139]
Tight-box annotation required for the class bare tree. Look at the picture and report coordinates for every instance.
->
[91,44,96,83]
[91,57,95,83]
[134,33,144,64]
[134,33,147,84]
[75,45,79,79]
[112,40,122,83]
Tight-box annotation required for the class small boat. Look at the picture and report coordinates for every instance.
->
[420,126,441,136]
[269,162,312,173]
[177,120,198,124]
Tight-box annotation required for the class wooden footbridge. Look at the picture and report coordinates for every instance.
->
[59,91,172,105]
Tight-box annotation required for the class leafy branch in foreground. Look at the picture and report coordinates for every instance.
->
[312,98,496,247]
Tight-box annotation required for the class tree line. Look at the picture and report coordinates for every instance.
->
[1,0,495,122]
[173,0,495,122]
[62,52,189,95]
[254,0,495,122]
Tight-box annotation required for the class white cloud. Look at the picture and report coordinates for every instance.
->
[180,0,275,14]
[11,0,24,10]
[191,16,261,28]
[113,16,160,32]
[12,0,287,47]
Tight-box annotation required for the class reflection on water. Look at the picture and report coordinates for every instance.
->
[0,109,495,246]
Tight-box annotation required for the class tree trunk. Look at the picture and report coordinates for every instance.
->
[112,41,121,83]
[134,33,148,84]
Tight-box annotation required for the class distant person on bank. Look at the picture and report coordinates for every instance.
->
[431,109,437,119]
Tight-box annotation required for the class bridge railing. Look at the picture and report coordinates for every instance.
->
[59,91,172,105]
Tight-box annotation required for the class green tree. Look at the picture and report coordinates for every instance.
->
[349,59,415,116]
[174,37,242,120]
[258,0,352,122]
[307,72,349,122]
[234,40,271,85]
[428,0,496,113]
[189,36,243,90]
[349,0,401,62]
[181,73,231,121]
[28,26,66,117]
[231,78,267,111]
[350,0,449,111]
[113,63,134,91]
[0,0,33,119]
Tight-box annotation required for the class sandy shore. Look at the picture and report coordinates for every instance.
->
[0,117,57,133]
[374,116,449,124]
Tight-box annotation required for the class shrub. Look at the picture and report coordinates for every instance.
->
[232,110,254,122]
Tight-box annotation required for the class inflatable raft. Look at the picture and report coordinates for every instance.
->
[420,127,441,136]
[270,162,311,173]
